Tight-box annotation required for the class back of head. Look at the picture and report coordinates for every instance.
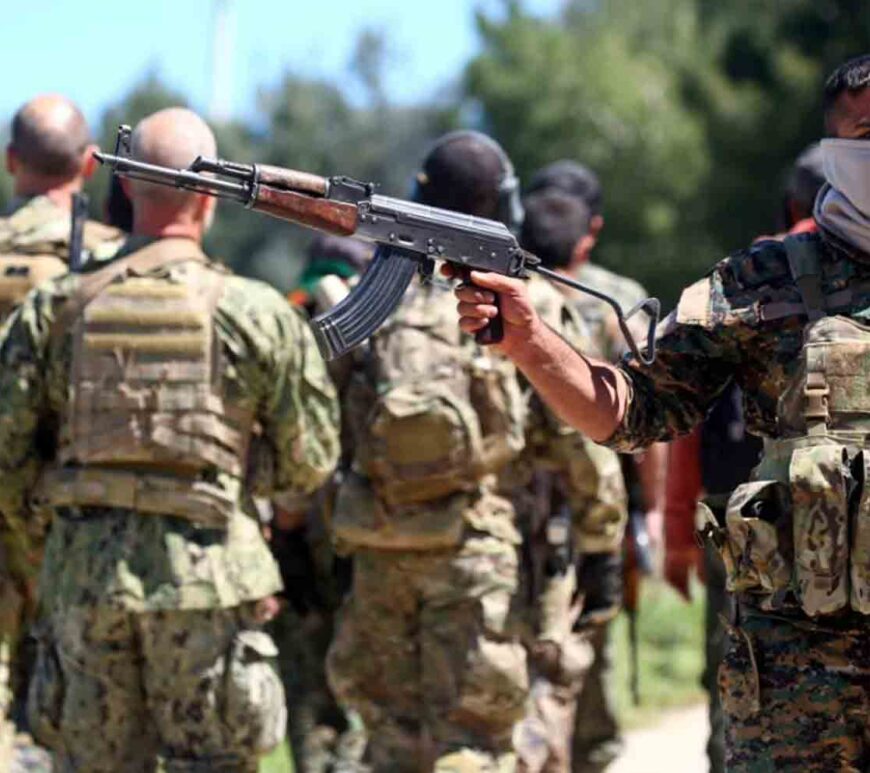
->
[9,94,91,181]
[521,189,591,269]
[823,54,870,124]
[129,107,217,213]
[414,130,522,228]
[785,143,825,220]
[526,160,602,216]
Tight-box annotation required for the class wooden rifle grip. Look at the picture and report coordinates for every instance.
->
[459,268,504,345]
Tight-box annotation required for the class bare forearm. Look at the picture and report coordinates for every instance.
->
[510,319,630,443]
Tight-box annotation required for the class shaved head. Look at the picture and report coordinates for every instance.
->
[10,94,90,178]
[130,107,217,207]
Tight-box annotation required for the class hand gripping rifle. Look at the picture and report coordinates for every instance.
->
[95,125,660,362]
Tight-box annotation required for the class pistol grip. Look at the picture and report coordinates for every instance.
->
[459,269,504,346]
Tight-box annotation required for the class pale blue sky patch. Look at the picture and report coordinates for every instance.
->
[2,0,562,123]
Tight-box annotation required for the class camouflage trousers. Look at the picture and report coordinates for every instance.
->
[28,603,285,773]
[702,542,731,773]
[1,528,39,773]
[513,633,594,773]
[327,533,529,773]
[268,604,366,773]
[569,623,622,773]
[720,610,870,772]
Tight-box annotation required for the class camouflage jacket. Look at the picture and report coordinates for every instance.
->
[0,195,123,321]
[572,261,649,361]
[0,236,340,613]
[607,232,866,452]
[333,278,525,551]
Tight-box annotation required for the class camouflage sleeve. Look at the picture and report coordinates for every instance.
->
[0,287,59,529]
[222,278,340,499]
[606,260,746,453]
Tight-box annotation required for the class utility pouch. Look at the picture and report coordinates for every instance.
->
[723,480,792,602]
[789,444,850,617]
[331,472,465,550]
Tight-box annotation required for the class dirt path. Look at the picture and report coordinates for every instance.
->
[610,702,709,773]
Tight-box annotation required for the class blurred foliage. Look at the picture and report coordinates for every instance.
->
[1,5,869,304]
[467,0,870,306]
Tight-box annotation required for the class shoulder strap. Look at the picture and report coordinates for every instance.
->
[51,237,208,341]
[783,236,825,321]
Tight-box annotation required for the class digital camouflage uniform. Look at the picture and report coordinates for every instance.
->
[0,195,122,772]
[565,262,646,773]
[509,276,627,773]
[327,278,529,773]
[0,235,340,773]
[605,231,870,771]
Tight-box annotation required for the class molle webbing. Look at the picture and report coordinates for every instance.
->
[57,240,255,516]
[0,253,67,321]
[34,467,238,529]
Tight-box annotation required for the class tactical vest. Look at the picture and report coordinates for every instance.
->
[0,197,121,321]
[332,280,525,549]
[717,235,870,617]
[34,239,256,529]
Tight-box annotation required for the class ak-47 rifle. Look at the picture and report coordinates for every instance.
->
[95,125,660,362]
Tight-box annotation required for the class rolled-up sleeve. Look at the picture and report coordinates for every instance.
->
[605,267,745,453]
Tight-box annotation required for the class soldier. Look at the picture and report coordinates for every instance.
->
[0,107,340,772]
[326,130,529,772]
[525,162,666,773]
[273,233,373,773]
[453,54,870,770]
[511,188,628,773]
[663,144,825,773]
[0,94,123,771]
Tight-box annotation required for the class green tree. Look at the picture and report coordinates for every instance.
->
[466,0,714,305]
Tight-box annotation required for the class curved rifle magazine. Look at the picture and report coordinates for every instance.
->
[309,245,420,360]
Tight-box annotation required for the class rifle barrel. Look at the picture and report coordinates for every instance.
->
[94,152,252,203]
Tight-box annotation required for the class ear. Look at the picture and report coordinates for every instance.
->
[571,234,595,267]
[197,193,217,228]
[589,214,604,240]
[80,144,99,179]
[6,144,16,176]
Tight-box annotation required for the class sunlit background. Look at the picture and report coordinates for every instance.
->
[4,5,870,769]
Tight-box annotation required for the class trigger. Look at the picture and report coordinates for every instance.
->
[418,257,436,284]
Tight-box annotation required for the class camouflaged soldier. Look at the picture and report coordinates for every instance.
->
[326,131,530,773]
[272,234,372,773]
[510,190,627,773]
[455,55,870,771]
[0,94,123,771]
[525,163,668,773]
[0,107,340,773]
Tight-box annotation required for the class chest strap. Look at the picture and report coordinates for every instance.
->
[784,237,825,321]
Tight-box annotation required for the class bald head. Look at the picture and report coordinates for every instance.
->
[130,108,216,204]
[127,108,218,238]
[8,94,91,182]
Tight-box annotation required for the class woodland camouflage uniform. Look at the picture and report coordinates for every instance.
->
[327,276,529,773]
[0,235,340,773]
[606,231,870,771]
[509,275,627,773]
[0,195,122,771]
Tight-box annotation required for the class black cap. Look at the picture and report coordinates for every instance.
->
[526,160,603,216]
